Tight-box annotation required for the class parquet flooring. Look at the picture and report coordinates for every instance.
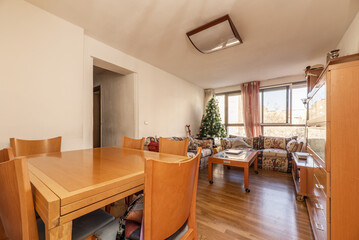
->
[196,165,314,240]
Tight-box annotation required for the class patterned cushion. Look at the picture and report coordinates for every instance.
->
[148,142,159,152]
[194,139,213,149]
[262,149,288,158]
[229,138,250,149]
[259,136,290,150]
[286,140,299,153]
[221,138,232,150]
[188,137,198,151]
[201,148,212,157]
[261,157,289,172]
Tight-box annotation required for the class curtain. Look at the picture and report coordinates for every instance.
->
[241,81,262,138]
[204,89,214,109]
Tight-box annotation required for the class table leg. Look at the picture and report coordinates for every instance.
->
[46,221,72,240]
[244,167,250,192]
[208,161,213,184]
[254,156,258,174]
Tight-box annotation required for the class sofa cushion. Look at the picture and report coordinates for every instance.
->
[228,135,255,149]
[201,148,212,157]
[286,140,299,153]
[229,138,250,149]
[194,139,213,149]
[261,149,288,158]
[221,138,232,150]
[188,137,198,151]
[259,136,289,150]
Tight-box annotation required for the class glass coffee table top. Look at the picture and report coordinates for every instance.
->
[213,149,254,162]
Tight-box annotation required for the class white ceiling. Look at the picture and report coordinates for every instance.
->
[26,0,359,88]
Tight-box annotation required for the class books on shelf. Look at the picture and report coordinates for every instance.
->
[296,152,309,160]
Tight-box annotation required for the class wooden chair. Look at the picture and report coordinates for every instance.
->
[0,148,14,163]
[144,147,202,240]
[0,157,116,240]
[122,136,145,150]
[159,137,189,156]
[10,136,62,157]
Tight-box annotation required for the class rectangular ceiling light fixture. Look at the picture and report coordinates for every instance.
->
[186,15,242,54]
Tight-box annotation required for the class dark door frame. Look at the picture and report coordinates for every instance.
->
[93,85,101,147]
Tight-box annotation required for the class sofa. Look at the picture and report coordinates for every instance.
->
[222,135,303,173]
[144,136,213,170]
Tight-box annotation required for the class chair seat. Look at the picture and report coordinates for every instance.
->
[37,209,114,240]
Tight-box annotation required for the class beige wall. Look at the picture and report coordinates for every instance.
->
[84,37,204,147]
[0,0,204,150]
[93,71,136,147]
[214,74,305,94]
[0,0,84,150]
[337,11,359,56]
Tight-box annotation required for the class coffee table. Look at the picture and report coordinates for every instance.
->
[208,150,258,192]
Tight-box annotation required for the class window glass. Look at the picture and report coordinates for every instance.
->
[263,126,305,141]
[292,86,307,124]
[228,93,243,124]
[262,88,287,123]
[215,95,225,124]
[227,126,246,137]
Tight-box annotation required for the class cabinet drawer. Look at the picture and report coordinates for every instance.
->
[314,164,328,195]
[307,198,327,240]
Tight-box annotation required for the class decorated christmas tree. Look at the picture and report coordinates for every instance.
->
[198,97,227,138]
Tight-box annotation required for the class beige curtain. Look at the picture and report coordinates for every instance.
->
[204,89,214,109]
[241,82,262,138]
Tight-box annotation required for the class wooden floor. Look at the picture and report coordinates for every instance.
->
[196,165,314,240]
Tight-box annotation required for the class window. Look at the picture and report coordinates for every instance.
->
[215,92,244,136]
[260,83,306,140]
[216,82,306,140]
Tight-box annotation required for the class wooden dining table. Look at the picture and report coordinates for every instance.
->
[27,147,190,239]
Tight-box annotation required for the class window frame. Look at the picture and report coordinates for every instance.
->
[215,91,244,134]
[216,81,306,137]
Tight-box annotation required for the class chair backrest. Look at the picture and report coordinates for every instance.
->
[0,148,14,163]
[144,147,201,240]
[122,136,145,150]
[10,136,62,157]
[159,137,189,156]
[0,157,38,240]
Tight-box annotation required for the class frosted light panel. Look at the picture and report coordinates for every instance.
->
[187,15,242,54]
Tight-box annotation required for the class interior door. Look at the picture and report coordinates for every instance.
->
[93,86,101,148]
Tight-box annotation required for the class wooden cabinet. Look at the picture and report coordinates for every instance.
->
[305,59,359,240]
[305,67,323,94]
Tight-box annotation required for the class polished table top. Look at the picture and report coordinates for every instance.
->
[28,147,190,207]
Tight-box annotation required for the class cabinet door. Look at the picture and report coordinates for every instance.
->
[308,81,326,123]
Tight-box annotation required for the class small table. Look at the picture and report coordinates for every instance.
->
[208,150,258,192]
[291,152,314,201]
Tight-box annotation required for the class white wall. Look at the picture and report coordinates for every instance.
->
[0,0,84,150]
[337,11,359,56]
[94,71,136,147]
[0,0,204,150]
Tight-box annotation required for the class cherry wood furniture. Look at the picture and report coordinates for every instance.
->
[159,137,189,156]
[144,148,201,240]
[305,59,359,240]
[291,153,315,202]
[0,148,15,240]
[122,136,145,150]
[0,158,39,240]
[208,150,258,192]
[10,136,62,157]
[27,147,189,239]
[305,67,323,94]
[0,148,13,163]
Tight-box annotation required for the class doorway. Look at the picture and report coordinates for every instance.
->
[93,86,101,148]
